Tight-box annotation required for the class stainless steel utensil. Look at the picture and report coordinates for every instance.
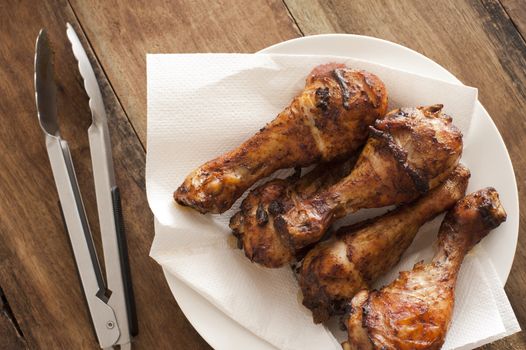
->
[34,25,137,350]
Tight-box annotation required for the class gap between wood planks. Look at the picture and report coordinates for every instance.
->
[498,0,526,44]
[66,0,146,153]
[1,286,26,347]
[281,0,305,36]
[478,0,526,105]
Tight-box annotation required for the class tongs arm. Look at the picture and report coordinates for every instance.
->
[45,135,120,348]
[66,23,137,344]
[88,121,137,343]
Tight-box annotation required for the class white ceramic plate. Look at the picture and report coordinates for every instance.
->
[163,34,519,350]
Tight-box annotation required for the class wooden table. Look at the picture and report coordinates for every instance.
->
[1,0,525,348]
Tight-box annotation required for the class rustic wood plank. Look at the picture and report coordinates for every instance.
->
[285,0,526,348]
[0,288,26,349]
[68,0,301,147]
[0,0,211,348]
[500,0,526,40]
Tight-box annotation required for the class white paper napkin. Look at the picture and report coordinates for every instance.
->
[146,53,519,349]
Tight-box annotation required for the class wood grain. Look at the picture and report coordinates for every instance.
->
[285,0,526,348]
[1,0,525,348]
[68,0,301,146]
[501,0,526,40]
[0,0,211,348]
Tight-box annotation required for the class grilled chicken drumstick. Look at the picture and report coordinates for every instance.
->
[275,104,463,253]
[343,188,506,350]
[174,64,388,213]
[300,164,470,323]
[230,156,357,268]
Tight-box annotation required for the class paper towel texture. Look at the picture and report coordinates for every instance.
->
[147,54,518,349]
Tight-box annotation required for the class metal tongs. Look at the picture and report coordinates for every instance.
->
[34,24,137,349]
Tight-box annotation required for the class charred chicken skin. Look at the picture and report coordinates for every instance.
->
[230,156,357,268]
[275,104,463,253]
[300,164,470,323]
[343,188,506,350]
[174,64,388,213]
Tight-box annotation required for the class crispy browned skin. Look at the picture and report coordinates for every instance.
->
[344,188,506,350]
[299,165,470,323]
[230,157,357,268]
[275,105,463,253]
[174,64,388,213]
